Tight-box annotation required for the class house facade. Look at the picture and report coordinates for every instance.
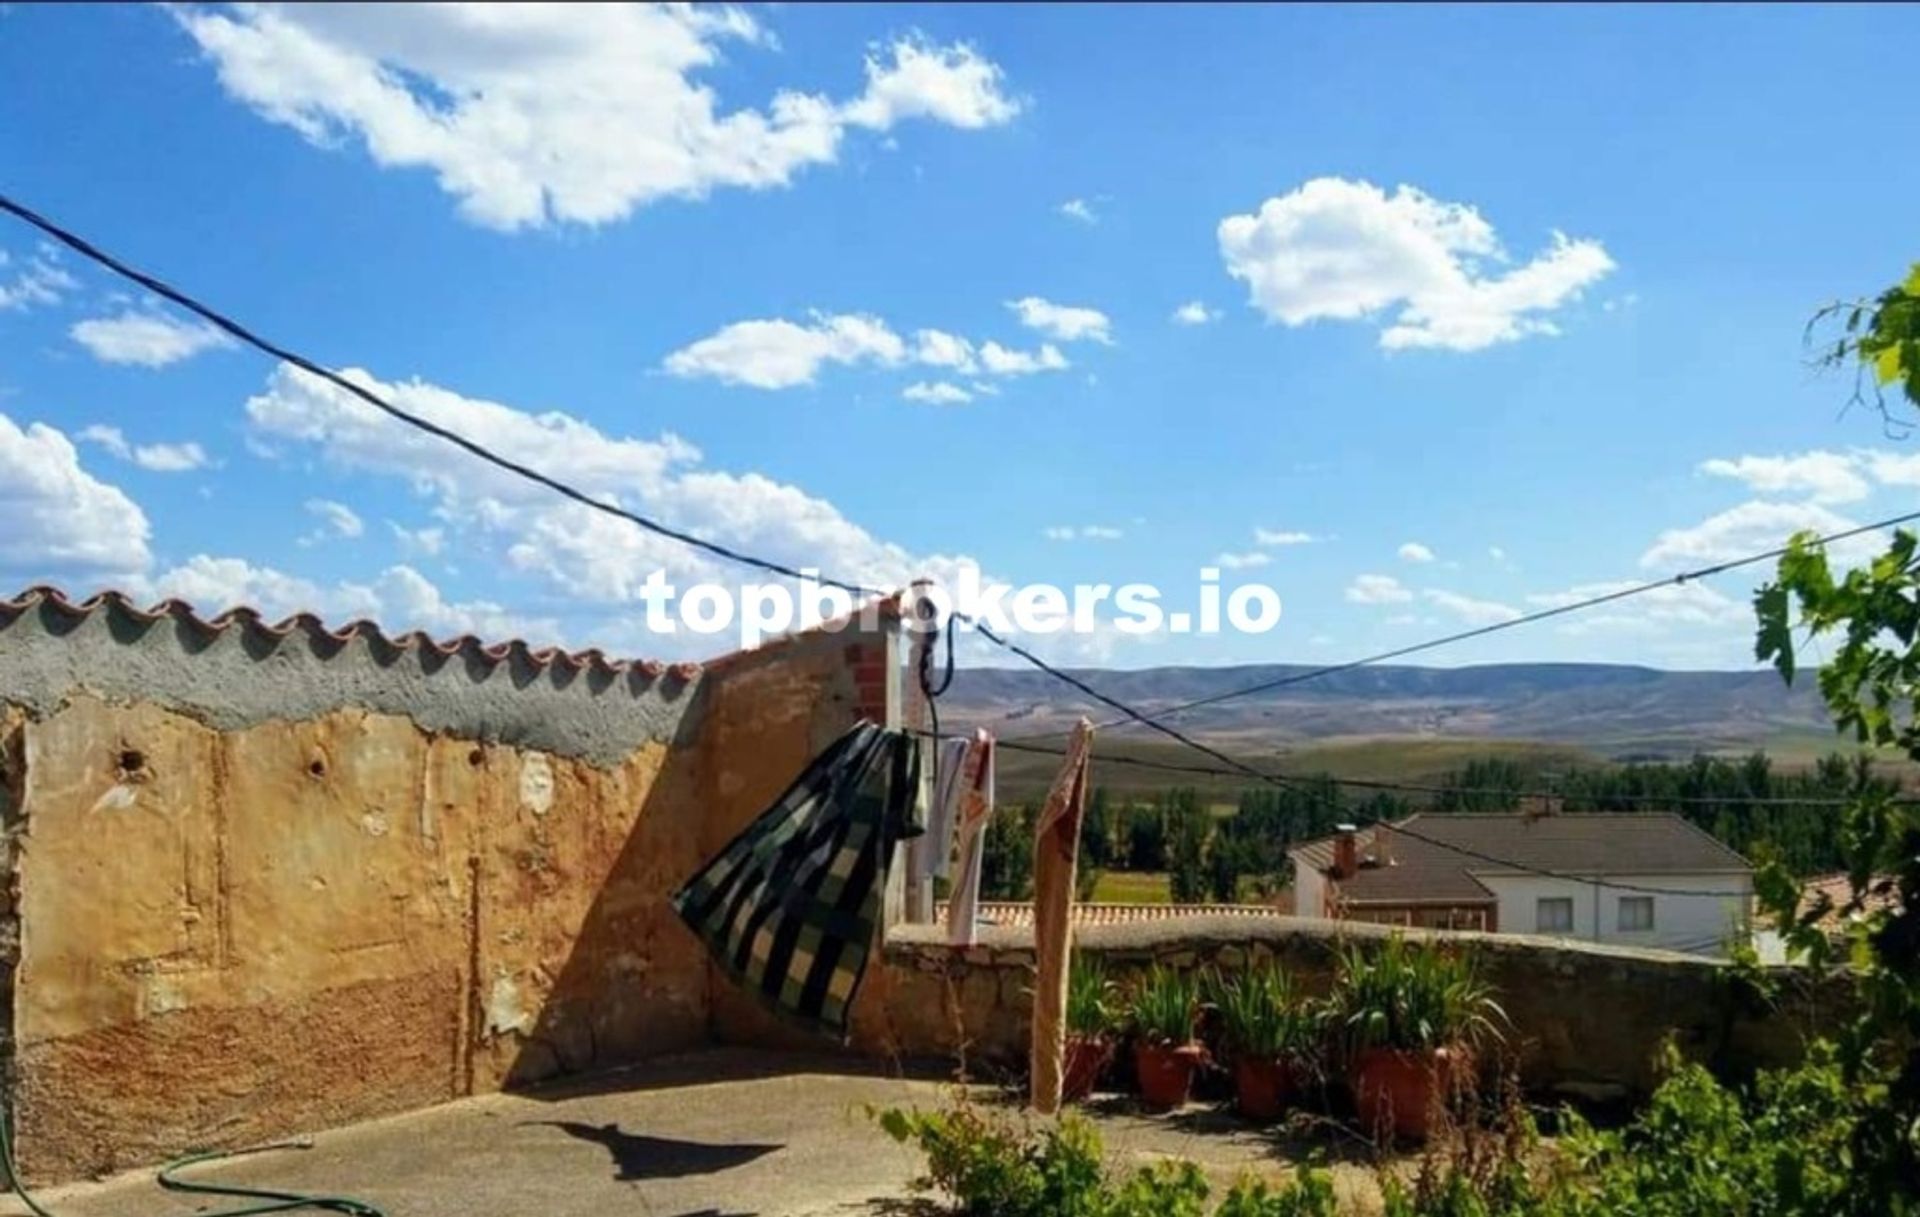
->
[1290,812,1754,956]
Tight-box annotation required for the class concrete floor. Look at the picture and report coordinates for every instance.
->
[0,1050,1388,1217]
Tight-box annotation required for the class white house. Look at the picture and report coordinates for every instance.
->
[1289,812,1754,956]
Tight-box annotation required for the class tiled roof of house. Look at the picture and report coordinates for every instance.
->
[0,585,702,683]
[1291,812,1753,906]
[1799,871,1904,932]
[938,901,1288,930]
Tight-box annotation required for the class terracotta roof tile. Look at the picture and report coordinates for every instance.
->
[937,901,1288,931]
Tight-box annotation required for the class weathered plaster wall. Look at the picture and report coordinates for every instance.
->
[0,590,898,1183]
[872,917,1849,1099]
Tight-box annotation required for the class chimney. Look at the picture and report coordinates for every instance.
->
[1332,823,1358,879]
[1374,822,1395,867]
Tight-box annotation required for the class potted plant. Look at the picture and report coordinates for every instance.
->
[1206,964,1315,1121]
[1127,965,1204,1112]
[1333,934,1504,1141]
[1063,957,1117,1102]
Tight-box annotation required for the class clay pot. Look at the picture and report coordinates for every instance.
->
[1232,1055,1292,1121]
[1133,1041,1204,1112]
[1062,1035,1114,1102]
[1353,1045,1460,1141]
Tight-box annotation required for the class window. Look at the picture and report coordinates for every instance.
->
[1618,896,1655,932]
[1535,897,1574,933]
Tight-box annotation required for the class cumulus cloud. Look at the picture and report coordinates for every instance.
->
[1422,588,1520,625]
[0,413,151,578]
[1527,580,1743,630]
[1217,177,1614,351]
[1398,541,1435,563]
[1254,528,1315,546]
[1171,301,1219,326]
[665,313,1073,389]
[76,425,212,472]
[902,381,972,405]
[175,5,1018,230]
[1058,198,1097,224]
[389,522,446,557]
[1007,297,1112,345]
[1216,551,1270,569]
[70,310,233,367]
[1346,573,1411,604]
[662,313,905,389]
[1699,451,1869,504]
[1639,499,1866,570]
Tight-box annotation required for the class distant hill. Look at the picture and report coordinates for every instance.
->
[938,661,1838,762]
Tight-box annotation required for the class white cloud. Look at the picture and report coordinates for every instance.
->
[1043,525,1123,541]
[1489,545,1507,561]
[77,425,212,473]
[912,329,977,372]
[144,556,555,642]
[1639,499,1866,570]
[69,311,233,368]
[1216,550,1270,569]
[0,414,151,578]
[1346,573,1412,604]
[1699,451,1869,505]
[305,497,365,540]
[176,7,1018,230]
[1422,588,1520,625]
[901,381,972,405]
[1007,297,1113,345]
[977,340,1068,376]
[1526,579,1743,629]
[1398,541,1435,563]
[662,313,905,390]
[1058,198,1097,224]
[389,522,446,557]
[1253,528,1315,546]
[1171,301,1219,326]
[0,249,76,311]
[1861,450,1920,487]
[1217,177,1614,351]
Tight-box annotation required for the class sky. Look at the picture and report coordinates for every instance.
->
[0,3,1916,671]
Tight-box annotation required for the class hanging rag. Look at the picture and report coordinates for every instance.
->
[1030,717,1094,1114]
[909,734,972,884]
[943,729,997,946]
[671,720,922,1038]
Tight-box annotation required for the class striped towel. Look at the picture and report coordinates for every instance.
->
[671,720,922,1038]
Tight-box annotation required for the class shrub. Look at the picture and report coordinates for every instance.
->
[1216,1172,1340,1217]
[1129,964,1200,1046]
[1207,963,1317,1062]
[1068,956,1118,1039]
[1333,935,1505,1053]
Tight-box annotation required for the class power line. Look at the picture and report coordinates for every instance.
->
[0,194,1853,902]
[1002,507,1920,745]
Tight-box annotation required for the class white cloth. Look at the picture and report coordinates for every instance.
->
[943,730,996,946]
[910,736,971,884]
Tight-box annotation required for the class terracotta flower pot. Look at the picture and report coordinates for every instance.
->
[1232,1055,1292,1121]
[1133,1041,1204,1112]
[1353,1045,1460,1141]
[1062,1034,1114,1102]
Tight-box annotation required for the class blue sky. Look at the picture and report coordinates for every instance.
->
[0,3,1915,669]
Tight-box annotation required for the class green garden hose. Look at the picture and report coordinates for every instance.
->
[1,1105,386,1217]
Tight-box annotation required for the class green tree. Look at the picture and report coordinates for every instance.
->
[1167,791,1210,904]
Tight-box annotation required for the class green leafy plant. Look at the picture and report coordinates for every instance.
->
[1207,964,1316,1061]
[1128,964,1200,1046]
[1215,1172,1339,1217]
[1333,935,1505,1053]
[1808,263,1920,427]
[1068,956,1118,1038]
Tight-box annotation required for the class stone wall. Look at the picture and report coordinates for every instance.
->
[0,589,896,1182]
[870,916,1848,1099]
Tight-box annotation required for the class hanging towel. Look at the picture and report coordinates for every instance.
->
[909,735,972,884]
[943,729,997,946]
[1030,717,1094,1115]
[671,720,922,1038]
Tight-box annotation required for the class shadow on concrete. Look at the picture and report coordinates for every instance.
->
[520,1120,781,1183]
[519,1047,948,1103]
